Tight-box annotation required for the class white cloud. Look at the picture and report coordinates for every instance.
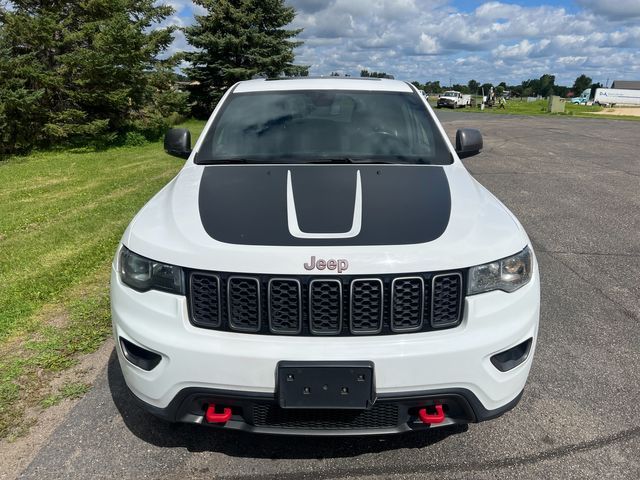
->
[416,33,440,54]
[493,39,534,59]
[159,0,640,85]
[475,1,522,19]
[576,0,640,20]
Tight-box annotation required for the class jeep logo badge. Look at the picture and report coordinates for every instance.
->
[304,256,348,273]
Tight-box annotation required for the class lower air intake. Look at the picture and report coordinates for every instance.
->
[251,403,400,430]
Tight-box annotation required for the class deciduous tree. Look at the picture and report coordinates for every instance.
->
[360,70,393,79]
[539,74,555,97]
[572,74,592,95]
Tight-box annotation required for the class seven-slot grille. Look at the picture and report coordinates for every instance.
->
[188,271,464,336]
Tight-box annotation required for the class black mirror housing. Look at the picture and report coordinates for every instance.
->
[164,128,192,159]
[455,128,483,158]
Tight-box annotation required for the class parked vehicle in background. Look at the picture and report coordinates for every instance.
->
[571,88,591,105]
[437,91,471,109]
[593,88,640,106]
[571,88,640,106]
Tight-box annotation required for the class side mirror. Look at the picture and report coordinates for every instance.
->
[164,128,192,159]
[455,128,483,158]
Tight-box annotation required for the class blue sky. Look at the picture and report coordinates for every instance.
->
[166,0,640,86]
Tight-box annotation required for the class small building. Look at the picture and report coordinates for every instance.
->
[611,80,640,90]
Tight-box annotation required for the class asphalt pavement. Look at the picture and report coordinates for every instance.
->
[19,111,640,479]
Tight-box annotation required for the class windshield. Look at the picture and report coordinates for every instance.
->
[196,90,452,165]
[443,91,458,96]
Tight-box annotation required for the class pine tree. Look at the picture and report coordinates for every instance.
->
[184,0,308,118]
[0,0,183,153]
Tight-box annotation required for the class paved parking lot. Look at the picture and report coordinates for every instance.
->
[19,112,640,479]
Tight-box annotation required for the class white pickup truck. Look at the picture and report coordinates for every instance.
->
[437,91,471,109]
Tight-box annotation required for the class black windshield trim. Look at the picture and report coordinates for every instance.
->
[196,155,438,165]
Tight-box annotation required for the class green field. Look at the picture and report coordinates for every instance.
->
[430,98,640,121]
[0,120,205,439]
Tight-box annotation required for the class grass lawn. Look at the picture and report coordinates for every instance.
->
[430,98,640,121]
[0,119,205,439]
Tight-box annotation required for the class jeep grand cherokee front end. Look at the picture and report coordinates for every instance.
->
[111,77,539,435]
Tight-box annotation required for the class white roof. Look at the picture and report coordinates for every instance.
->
[234,77,413,93]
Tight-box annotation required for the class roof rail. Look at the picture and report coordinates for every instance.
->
[264,76,383,82]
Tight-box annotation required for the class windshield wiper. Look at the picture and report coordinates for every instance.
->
[306,157,407,164]
[387,156,433,165]
[316,157,436,165]
[306,157,357,164]
[197,158,257,165]
[196,156,434,165]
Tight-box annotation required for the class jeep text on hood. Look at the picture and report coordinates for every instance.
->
[112,77,540,436]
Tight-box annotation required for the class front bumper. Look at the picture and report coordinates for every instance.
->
[127,383,524,435]
[111,263,539,433]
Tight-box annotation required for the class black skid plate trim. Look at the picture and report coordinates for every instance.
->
[126,382,525,436]
[198,165,451,246]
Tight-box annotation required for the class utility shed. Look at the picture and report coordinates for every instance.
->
[611,80,640,90]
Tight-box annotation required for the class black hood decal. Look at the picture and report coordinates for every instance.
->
[198,165,451,246]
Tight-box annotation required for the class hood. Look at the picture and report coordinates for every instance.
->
[198,165,450,246]
[123,163,528,275]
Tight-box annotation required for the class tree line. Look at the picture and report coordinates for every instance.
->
[0,0,305,155]
[411,73,601,98]
[0,0,606,157]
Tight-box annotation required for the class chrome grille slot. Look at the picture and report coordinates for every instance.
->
[391,277,424,332]
[350,279,383,334]
[227,276,261,332]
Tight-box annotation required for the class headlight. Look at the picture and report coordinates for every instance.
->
[467,247,533,295]
[119,246,185,295]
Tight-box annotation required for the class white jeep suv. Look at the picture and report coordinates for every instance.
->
[111,77,539,435]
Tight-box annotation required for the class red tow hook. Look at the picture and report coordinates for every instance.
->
[205,404,232,423]
[418,404,445,424]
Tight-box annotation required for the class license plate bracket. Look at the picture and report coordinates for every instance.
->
[277,361,375,409]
